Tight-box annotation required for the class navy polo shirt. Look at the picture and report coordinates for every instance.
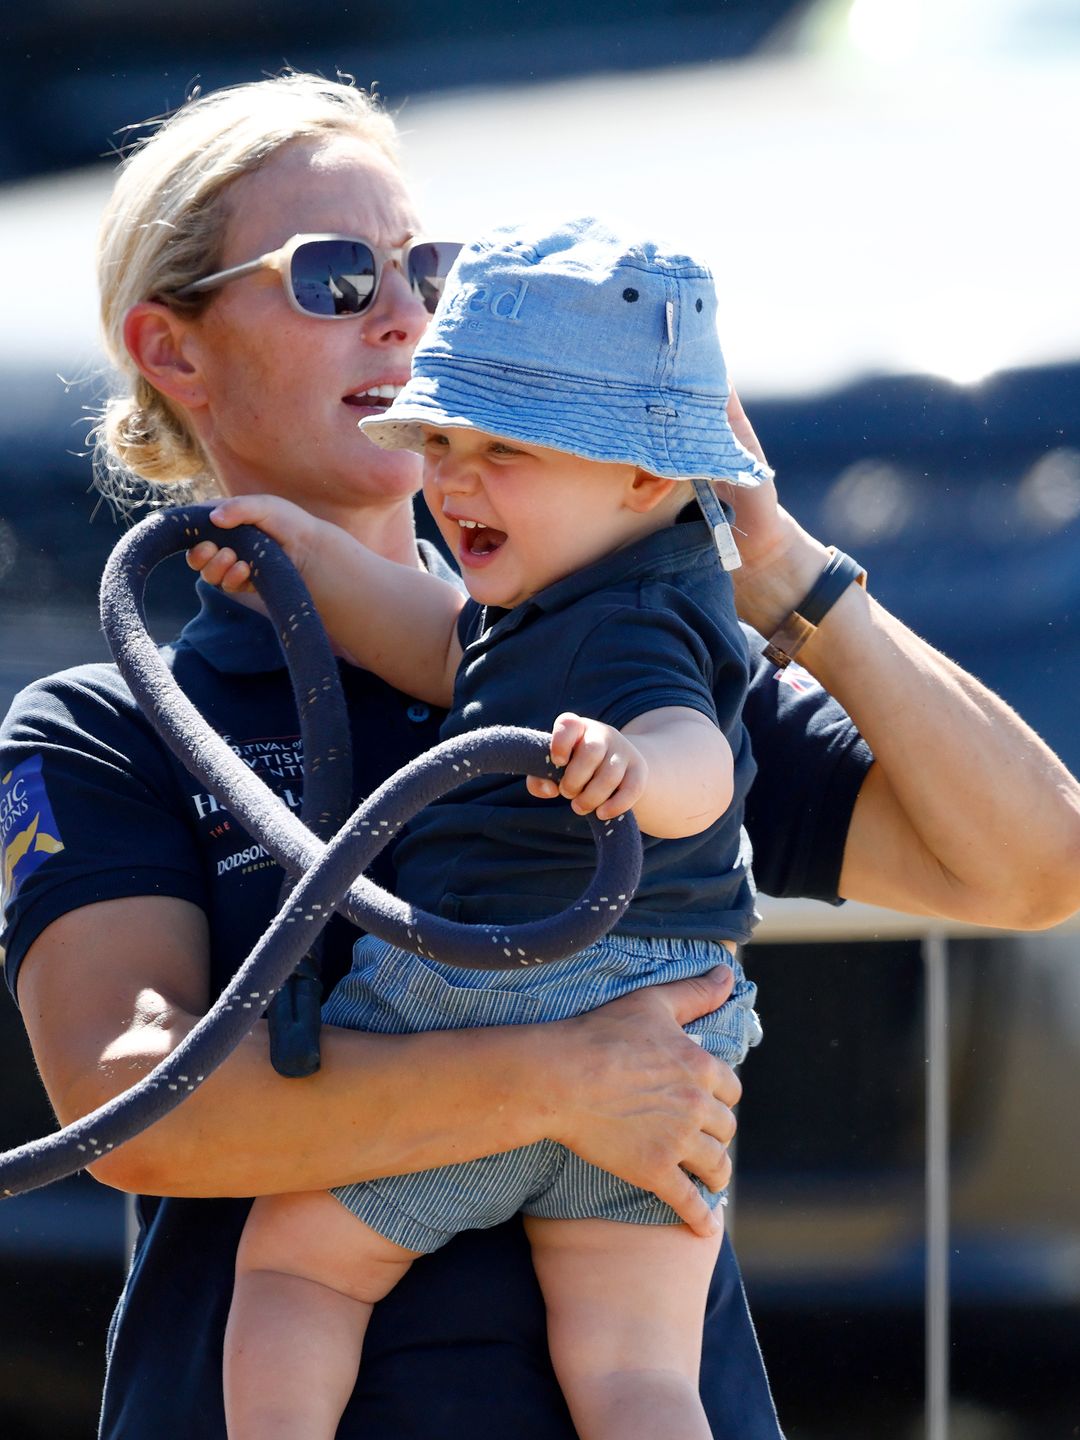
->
[1,544,872,1440]
[395,515,759,944]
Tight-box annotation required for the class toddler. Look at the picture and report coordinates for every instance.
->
[192,216,770,1440]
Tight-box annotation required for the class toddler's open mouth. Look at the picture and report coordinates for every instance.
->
[458,519,507,557]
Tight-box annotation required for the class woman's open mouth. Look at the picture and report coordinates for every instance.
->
[344,383,403,413]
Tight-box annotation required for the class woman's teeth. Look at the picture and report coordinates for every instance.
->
[348,383,403,406]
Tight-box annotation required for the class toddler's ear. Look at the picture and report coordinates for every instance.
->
[625,468,678,514]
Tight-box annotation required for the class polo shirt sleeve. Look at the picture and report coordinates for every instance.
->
[740,629,874,903]
[1,667,206,1002]
[559,601,729,732]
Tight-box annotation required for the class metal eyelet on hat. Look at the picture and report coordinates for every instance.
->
[622,287,639,302]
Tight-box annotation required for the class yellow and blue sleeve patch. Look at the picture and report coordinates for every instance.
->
[1,756,65,908]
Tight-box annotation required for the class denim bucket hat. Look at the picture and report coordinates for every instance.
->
[360,217,771,566]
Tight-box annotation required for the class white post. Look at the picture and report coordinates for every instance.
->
[124,1190,139,1264]
[923,931,950,1440]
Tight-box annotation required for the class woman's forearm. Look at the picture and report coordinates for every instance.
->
[735,517,1080,927]
[23,893,737,1232]
[803,585,1080,926]
[81,972,739,1234]
[88,1016,562,1197]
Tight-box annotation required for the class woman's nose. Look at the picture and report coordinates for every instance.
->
[361,260,431,348]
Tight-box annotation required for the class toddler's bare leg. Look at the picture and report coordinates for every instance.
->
[225,1189,418,1440]
[524,1211,724,1440]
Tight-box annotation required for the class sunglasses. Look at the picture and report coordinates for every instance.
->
[172,234,462,319]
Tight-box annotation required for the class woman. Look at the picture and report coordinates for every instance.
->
[2,74,1078,1440]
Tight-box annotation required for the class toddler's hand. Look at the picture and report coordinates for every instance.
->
[186,539,255,593]
[526,712,647,820]
[185,494,320,592]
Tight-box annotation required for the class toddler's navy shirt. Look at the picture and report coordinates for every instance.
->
[397,515,758,942]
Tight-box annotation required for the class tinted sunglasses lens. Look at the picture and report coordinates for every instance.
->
[290,239,377,316]
[408,242,463,314]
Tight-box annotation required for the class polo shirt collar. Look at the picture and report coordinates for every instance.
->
[478,512,716,642]
[177,580,286,675]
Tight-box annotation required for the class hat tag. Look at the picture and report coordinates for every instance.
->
[665,300,675,345]
[691,478,742,571]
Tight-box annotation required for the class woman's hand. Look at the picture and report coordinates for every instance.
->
[537,965,740,1237]
[720,387,831,633]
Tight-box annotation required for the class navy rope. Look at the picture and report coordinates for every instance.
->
[0,504,642,1197]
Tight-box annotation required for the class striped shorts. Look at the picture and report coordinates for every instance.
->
[323,931,762,1253]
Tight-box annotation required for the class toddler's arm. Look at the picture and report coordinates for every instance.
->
[528,708,734,839]
[187,495,464,707]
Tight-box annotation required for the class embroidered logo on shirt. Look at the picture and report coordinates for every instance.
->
[1,755,65,907]
[186,733,303,878]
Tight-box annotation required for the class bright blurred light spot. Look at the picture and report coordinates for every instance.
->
[848,0,928,63]
[1017,448,1080,531]
[823,0,1079,65]
[907,338,1006,388]
[823,459,915,543]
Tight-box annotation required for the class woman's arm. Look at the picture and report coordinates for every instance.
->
[189,495,464,707]
[17,895,736,1236]
[724,393,1080,929]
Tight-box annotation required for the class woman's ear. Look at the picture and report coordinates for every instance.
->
[625,468,678,514]
[122,302,208,411]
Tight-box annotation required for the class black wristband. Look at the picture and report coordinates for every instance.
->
[762,548,867,669]
[794,549,867,626]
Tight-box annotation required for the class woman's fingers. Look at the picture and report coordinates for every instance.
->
[541,970,741,1228]
[663,964,737,1027]
[681,1129,734,1194]
[727,384,767,466]
[653,1169,727,1239]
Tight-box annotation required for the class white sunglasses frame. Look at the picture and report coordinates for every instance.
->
[172,233,461,319]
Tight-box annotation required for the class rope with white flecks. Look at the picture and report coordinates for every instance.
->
[0,504,642,1197]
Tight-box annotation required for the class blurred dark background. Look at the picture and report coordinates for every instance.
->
[0,0,793,183]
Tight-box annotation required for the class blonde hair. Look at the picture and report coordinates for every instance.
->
[94,72,400,508]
